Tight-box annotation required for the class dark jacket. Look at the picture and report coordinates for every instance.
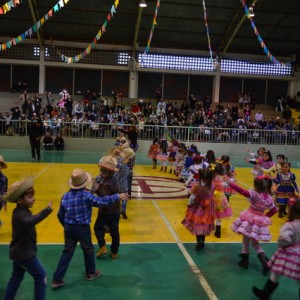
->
[9,205,52,261]
[93,175,120,214]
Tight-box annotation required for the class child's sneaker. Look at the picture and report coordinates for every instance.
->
[51,280,66,289]
[111,253,118,259]
[86,270,102,281]
[96,245,108,258]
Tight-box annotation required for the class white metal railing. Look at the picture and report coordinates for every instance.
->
[1,119,299,145]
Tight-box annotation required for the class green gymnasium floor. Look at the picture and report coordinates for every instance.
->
[0,148,299,300]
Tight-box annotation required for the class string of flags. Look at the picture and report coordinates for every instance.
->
[202,0,216,70]
[240,0,289,66]
[0,0,22,15]
[53,0,119,64]
[0,0,70,52]
[141,0,161,65]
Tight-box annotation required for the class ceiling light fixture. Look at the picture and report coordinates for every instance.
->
[249,6,255,17]
[139,0,147,8]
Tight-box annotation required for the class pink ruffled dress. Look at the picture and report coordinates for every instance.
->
[231,186,276,241]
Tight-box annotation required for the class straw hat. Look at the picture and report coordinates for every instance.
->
[5,177,34,203]
[0,155,8,169]
[68,169,92,189]
[122,147,135,158]
[98,155,119,171]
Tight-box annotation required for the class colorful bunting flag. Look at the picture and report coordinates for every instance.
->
[53,0,119,64]
[240,0,288,66]
[0,0,70,52]
[143,0,161,59]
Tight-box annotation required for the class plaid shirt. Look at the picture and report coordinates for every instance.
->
[57,189,119,225]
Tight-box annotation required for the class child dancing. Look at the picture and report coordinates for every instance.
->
[229,175,277,275]
[182,167,216,250]
[147,138,160,169]
[273,161,299,218]
[252,199,300,299]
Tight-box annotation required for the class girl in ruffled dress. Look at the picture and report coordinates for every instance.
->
[213,162,233,238]
[147,138,160,169]
[273,161,299,218]
[167,139,179,174]
[252,200,300,299]
[228,175,277,275]
[182,167,216,251]
[245,150,276,178]
[179,148,195,182]
[175,147,185,177]
[156,138,169,172]
[185,155,209,196]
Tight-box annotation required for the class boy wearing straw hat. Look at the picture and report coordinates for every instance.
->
[0,155,8,227]
[91,155,121,259]
[51,168,128,289]
[3,177,53,300]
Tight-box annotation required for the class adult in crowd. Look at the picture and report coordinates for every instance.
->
[29,113,44,161]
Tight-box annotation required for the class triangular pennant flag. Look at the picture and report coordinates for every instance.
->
[6,42,11,49]
[53,4,59,12]
[59,0,64,8]
[103,20,107,28]
[12,39,16,45]
[3,4,8,13]
[93,38,97,45]
[0,45,2,51]
[29,28,33,37]
[154,19,157,26]
[14,0,20,5]
[0,8,3,14]
[41,17,45,25]
[36,21,41,29]
[114,0,119,8]
[2,44,6,50]
[87,45,91,52]
[111,5,116,15]
[64,0,69,4]
[107,14,111,21]
[48,9,53,17]
[45,14,48,21]
[18,35,22,41]
[102,26,106,33]
[21,33,25,40]
[32,25,37,32]
[10,0,15,8]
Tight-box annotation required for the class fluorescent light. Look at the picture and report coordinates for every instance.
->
[139,0,147,8]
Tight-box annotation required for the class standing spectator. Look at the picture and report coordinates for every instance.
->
[19,90,29,114]
[10,102,21,134]
[3,177,53,300]
[29,113,44,161]
[51,169,128,288]
[0,155,8,228]
[282,105,292,123]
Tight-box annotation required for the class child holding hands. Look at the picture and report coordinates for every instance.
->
[3,177,53,300]
[182,167,216,250]
[229,175,277,275]
[252,199,300,299]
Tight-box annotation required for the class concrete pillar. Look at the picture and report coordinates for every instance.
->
[39,48,45,94]
[129,70,138,99]
[212,70,220,103]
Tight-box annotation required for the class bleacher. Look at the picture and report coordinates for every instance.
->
[0,92,286,124]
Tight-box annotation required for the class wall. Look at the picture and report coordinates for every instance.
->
[1,136,300,163]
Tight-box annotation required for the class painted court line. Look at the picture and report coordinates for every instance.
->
[151,199,218,300]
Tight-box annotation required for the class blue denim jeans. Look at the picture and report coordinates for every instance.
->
[52,224,95,281]
[94,213,120,254]
[4,256,46,300]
